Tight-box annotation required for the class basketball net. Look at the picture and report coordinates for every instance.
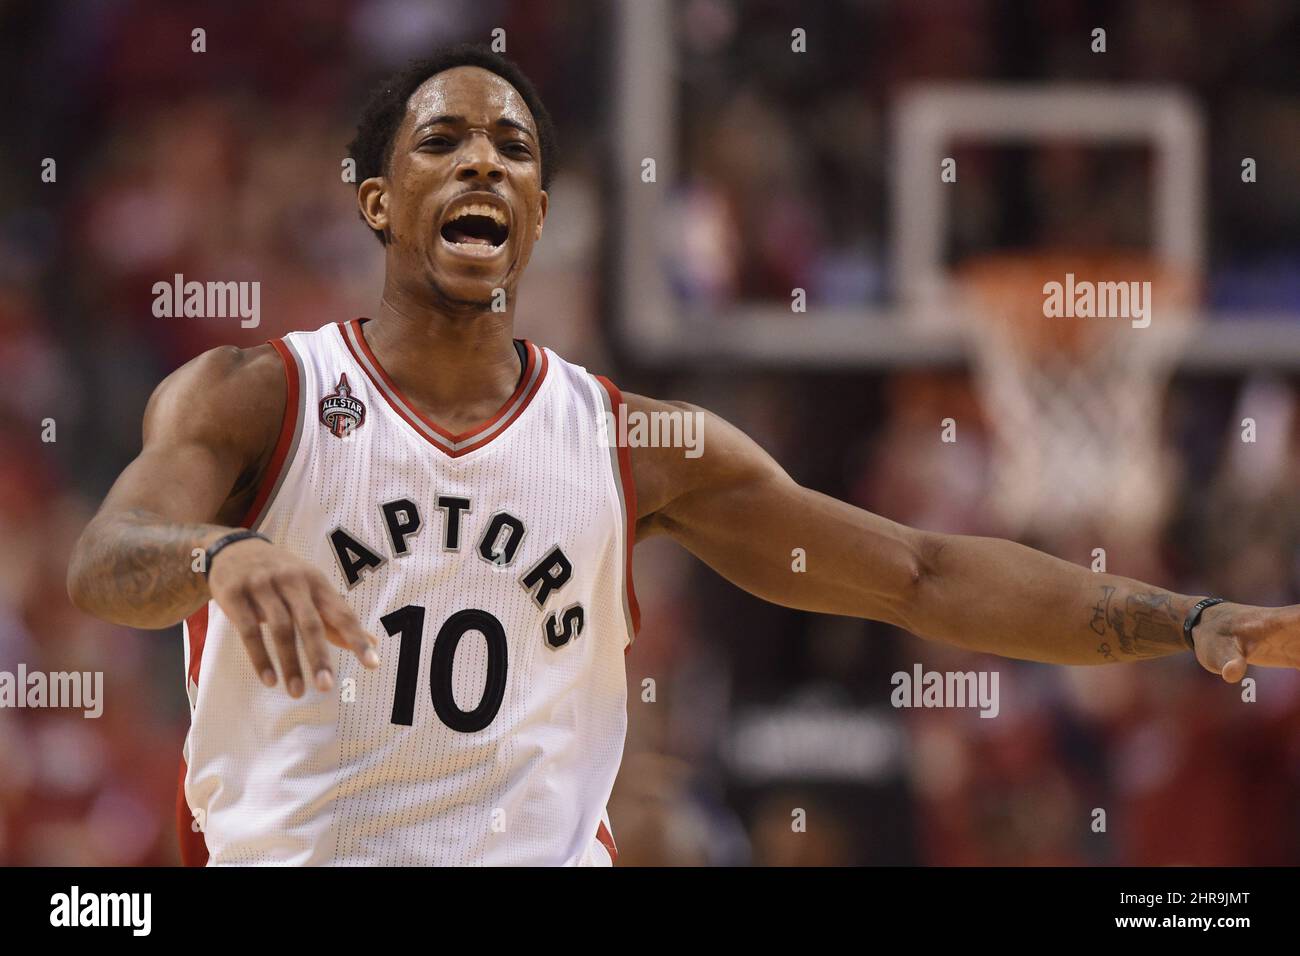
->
[953,252,1196,552]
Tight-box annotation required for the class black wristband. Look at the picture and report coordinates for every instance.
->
[1183,597,1225,651]
[204,530,269,579]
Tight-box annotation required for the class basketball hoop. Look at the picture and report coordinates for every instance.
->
[952,252,1196,550]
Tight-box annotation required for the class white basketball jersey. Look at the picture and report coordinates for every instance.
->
[180,318,640,866]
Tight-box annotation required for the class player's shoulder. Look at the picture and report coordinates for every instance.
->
[620,390,696,416]
[180,342,283,384]
[615,388,792,527]
[536,347,686,416]
[153,342,283,409]
[533,344,622,406]
[144,343,286,449]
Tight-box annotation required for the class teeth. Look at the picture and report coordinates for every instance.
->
[445,240,502,255]
[449,203,507,226]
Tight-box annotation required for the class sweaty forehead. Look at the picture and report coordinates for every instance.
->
[403,66,536,135]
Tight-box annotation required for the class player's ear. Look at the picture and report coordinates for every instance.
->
[357,177,389,236]
[534,190,548,242]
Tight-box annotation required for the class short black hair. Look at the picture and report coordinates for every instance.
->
[347,44,558,245]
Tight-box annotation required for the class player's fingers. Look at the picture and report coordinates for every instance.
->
[220,590,277,688]
[313,582,381,668]
[1220,655,1249,684]
[276,578,334,692]
[1198,632,1247,683]
[250,586,304,697]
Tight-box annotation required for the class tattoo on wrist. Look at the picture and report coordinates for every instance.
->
[81,510,223,613]
[1089,585,1186,659]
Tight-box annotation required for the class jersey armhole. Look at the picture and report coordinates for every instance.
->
[593,374,642,643]
[238,338,303,529]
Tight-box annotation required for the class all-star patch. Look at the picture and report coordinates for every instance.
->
[320,373,365,438]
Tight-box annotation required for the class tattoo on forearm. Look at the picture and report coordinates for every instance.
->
[1089,585,1185,660]
[1089,586,1115,636]
[74,510,224,622]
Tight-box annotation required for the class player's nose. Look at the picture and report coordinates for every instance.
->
[454,134,505,184]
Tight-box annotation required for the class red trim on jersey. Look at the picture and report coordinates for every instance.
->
[186,604,209,694]
[239,337,301,527]
[596,820,618,863]
[594,375,642,640]
[176,754,209,867]
[180,605,211,864]
[339,318,547,458]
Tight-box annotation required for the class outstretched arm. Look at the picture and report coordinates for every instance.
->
[627,392,1300,682]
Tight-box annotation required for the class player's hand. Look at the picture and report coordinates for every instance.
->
[1192,601,1300,683]
[207,537,381,697]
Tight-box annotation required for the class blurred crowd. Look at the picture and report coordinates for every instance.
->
[1,0,1299,865]
[667,0,1300,312]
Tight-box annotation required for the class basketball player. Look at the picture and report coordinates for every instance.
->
[67,46,1300,866]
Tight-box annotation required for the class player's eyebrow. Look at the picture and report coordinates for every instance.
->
[416,115,536,140]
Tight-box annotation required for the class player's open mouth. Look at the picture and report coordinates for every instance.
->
[439,200,510,257]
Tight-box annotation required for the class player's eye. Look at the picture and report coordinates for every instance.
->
[502,142,532,158]
[420,135,453,150]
